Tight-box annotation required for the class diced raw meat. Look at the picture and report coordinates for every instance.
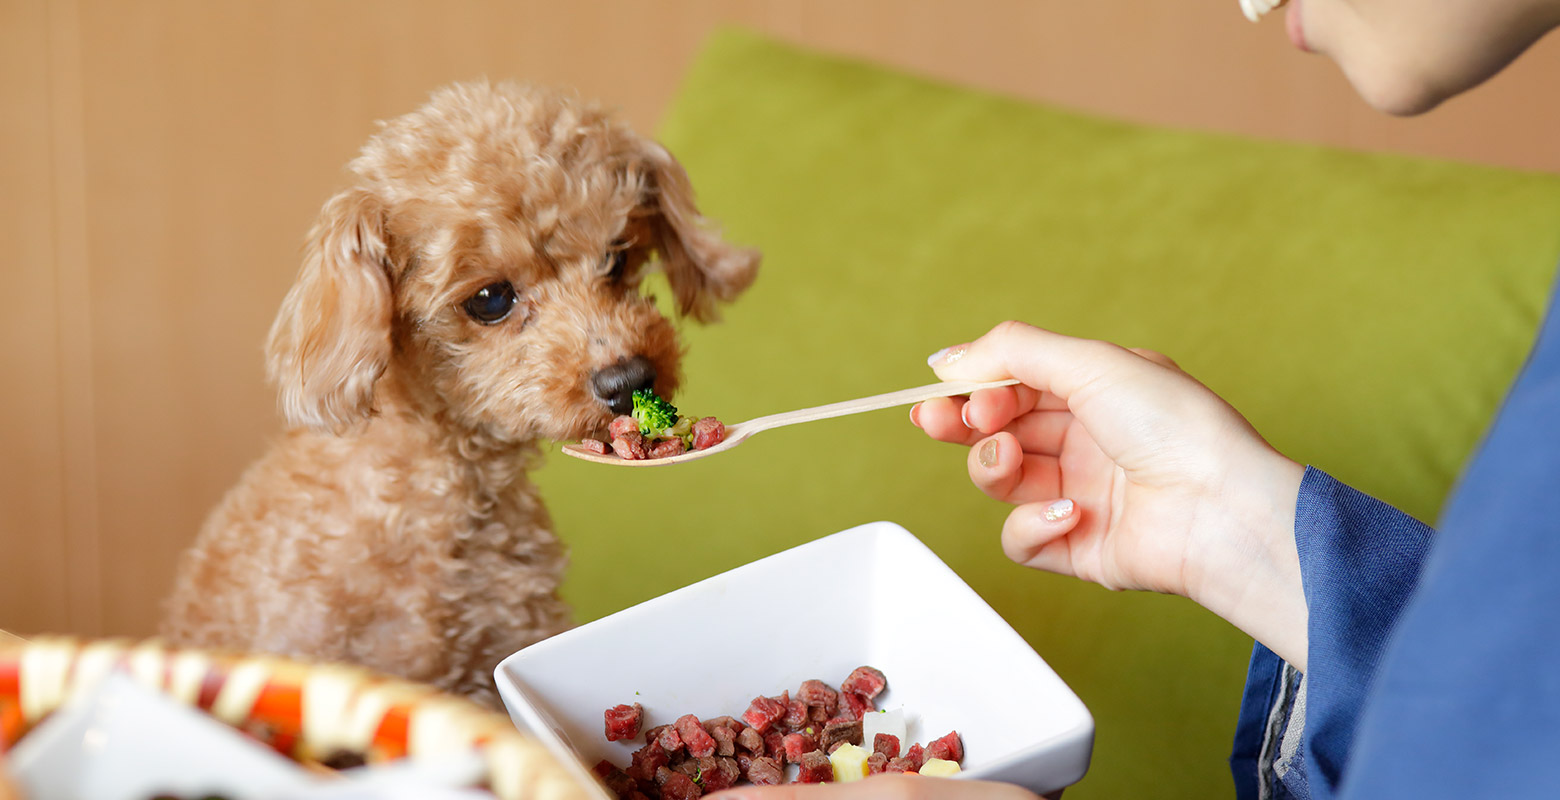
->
[710,724,736,757]
[580,438,609,455]
[841,666,887,700]
[782,732,819,764]
[763,730,785,761]
[842,691,873,720]
[609,416,639,439]
[611,430,649,460]
[657,724,685,755]
[691,417,724,450]
[784,698,809,729]
[819,719,863,753]
[742,695,788,733]
[736,726,764,753]
[660,770,702,800]
[797,750,834,783]
[590,666,952,794]
[702,716,743,734]
[627,743,670,783]
[700,761,734,793]
[716,757,742,787]
[746,756,784,786]
[604,703,643,742]
[649,438,686,459]
[594,761,637,799]
[676,714,718,759]
[926,730,964,763]
[798,679,839,714]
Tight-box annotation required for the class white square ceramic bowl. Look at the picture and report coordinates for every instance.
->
[495,521,1093,795]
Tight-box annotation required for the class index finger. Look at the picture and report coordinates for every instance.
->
[929,321,1144,405]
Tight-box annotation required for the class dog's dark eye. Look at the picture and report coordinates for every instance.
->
[603,241,631,281]
[463,281,517,324]
[606,250,628,278]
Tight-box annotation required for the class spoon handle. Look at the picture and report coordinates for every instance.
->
[737,378,1021,434]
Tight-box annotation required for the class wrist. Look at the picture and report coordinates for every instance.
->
[1185,447,1309,670]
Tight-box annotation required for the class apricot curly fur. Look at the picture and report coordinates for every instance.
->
[161,81,759,706]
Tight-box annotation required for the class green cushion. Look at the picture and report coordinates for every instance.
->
[535,29,1560,798]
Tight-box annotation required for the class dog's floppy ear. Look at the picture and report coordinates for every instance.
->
[265,186,393,432]
[643,142,760,323]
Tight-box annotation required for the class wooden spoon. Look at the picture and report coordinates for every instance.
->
[560,378,1021,467]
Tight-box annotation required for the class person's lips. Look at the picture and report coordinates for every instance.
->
[1287,0,1310,52]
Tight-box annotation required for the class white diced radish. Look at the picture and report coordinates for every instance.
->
[861,706,906,752]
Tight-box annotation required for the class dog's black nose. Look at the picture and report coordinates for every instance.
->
[590,356,658,415]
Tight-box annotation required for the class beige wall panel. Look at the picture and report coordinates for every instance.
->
[27,0,1560,637]
[0,0,71,636]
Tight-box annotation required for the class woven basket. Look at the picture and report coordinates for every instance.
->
[0,636,598,800]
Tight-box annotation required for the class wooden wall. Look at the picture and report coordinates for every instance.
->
[4,0,1558,638]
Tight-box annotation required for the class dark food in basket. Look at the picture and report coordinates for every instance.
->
[593,666,964,798]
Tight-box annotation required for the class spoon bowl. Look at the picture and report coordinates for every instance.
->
[559,378,1021,466]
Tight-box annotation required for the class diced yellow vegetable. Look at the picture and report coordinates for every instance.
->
[829,743,871,782]
[919,758,962,777]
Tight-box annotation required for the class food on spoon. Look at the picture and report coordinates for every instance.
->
[630,387,680,438]
[581,389,725,460]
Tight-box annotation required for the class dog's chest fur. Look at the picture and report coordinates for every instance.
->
[164,413,570,704]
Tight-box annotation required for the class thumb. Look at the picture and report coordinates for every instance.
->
[928,321,1142,405]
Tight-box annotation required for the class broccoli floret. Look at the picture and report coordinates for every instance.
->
[630,388,680,438]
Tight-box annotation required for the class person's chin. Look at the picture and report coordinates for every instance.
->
[1334,53,1452,116]
[1351,76,1447,116]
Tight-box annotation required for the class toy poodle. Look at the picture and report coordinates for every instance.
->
[161,81,759,707]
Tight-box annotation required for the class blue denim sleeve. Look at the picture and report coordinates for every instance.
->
[1331,268,1560,797]
[1231,467,1434,800]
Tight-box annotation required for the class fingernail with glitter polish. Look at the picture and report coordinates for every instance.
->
[927,344,968,368]
[1043,499,1075,522]
[978,438,1000,468]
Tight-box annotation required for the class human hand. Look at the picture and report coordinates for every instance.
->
[913,321,1308,667]
[706,774,1045,800]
